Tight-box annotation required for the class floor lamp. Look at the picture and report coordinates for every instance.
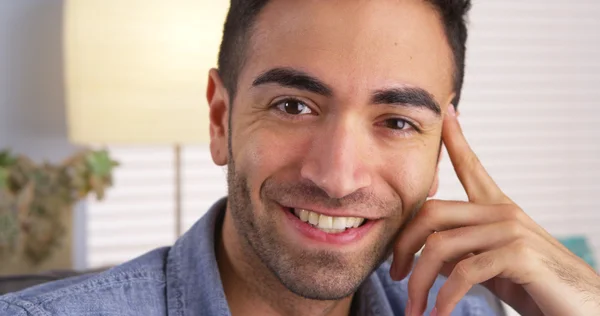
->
[63,1,230,237]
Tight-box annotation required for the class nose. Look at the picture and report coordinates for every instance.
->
[300,117,372,199]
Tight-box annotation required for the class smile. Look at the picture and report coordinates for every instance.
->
[281,205,375,245]
[291,208,366,234]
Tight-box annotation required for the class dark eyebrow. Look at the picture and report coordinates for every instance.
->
[252,67,333,97]
[371,87,441,116]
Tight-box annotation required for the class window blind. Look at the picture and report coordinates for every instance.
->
[86,146,226,267]
[442,2,600,314]
[86,2,600,302]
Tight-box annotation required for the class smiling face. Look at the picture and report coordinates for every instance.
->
[209,0,455,301]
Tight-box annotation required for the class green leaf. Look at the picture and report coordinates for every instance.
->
[0,150,16,167]
[85,150,118,177]
[0,167,8,189]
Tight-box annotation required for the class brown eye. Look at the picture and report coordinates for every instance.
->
[276,99,313,115]
[384,118,409,130]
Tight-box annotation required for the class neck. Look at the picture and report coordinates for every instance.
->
[216,204,355,316]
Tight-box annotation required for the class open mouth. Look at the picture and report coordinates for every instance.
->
[287,207,367,234]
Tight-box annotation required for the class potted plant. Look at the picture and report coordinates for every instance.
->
[0,150,117,275]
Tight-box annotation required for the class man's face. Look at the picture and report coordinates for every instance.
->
[212,0,454,300]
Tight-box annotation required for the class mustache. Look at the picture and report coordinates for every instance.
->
[261,178,393,211]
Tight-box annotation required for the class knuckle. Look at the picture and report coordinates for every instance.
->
[419,200,438,218]
[425,233,445,253]
[511,239,531,258]
[423,199,441,209]
[504,205,525,221]
[417,202,440,228]
[447,226,468,239]
[504,220,524,238]
[472,254,495,271]
[510,240,539,280]
[453,261,473,284]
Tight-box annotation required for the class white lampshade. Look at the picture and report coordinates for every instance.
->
[64,0,230,145]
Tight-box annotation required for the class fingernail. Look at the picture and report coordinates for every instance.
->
[405,299,412,316]
[430,307,438,316]
[447,104,456,117]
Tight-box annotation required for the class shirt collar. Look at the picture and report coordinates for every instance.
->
[166,197,231,316]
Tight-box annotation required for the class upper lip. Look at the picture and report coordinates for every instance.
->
[280,203,381,220]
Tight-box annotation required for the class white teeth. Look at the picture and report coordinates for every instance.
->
[308,211,320,225]
[299,209,309,222]
[332,217,347,230]
[346,217,355,227]
[354,217,365,228]
[318,215,333,229]
[293,208,366,233]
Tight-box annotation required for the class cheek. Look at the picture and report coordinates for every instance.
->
[232,127,308,201]
[381,144,439,206]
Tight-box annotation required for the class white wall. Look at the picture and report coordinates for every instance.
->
[446,3,600,314]
[0,0,78,162]
[0,0,86,269]
[440,0,600,256]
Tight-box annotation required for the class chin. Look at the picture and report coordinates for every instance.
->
[256,229,391,301]
[273,257,371,301]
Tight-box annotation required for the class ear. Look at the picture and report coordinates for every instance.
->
[206,68,230,166]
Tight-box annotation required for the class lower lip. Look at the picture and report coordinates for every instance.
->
[281,206,376,245]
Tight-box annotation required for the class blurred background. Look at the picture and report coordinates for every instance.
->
[0,1,599,312]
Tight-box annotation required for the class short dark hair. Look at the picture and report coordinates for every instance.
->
[218,0,471,107]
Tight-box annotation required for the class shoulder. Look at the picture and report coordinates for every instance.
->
[373,261,504,315]
[0,247,171,316]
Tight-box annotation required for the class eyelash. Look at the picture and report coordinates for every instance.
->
[271,97,316,118]
[379,118,421,135]
[270,97,421,135]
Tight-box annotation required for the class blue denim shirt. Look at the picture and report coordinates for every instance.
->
[0,198,498,315]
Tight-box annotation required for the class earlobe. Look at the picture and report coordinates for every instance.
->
[207,68,229,166]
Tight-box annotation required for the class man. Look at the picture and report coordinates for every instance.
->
[2,0,599,315]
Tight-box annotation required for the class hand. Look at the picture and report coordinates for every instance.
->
[390,105,600,316]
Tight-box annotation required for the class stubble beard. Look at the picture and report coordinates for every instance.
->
[226,158,411,301]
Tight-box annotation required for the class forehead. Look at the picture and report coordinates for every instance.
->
[240,0,454,102]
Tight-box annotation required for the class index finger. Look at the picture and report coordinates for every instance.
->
[443,104,507,204]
